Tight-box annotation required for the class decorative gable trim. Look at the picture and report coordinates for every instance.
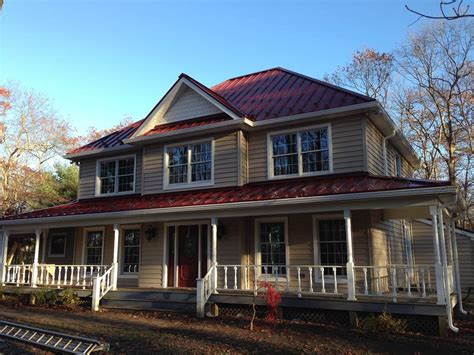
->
[131,76,243,139]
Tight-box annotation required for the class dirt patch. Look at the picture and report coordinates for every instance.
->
[0,303,473,354]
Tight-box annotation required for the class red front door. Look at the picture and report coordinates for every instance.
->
[177,225,199,287]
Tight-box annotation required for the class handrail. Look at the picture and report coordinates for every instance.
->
[91,264,116,311]
[196,263,216,318]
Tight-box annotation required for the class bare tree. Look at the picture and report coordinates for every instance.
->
[324,48,395,108]
[395,21,473,226]
[406,0,473,21]
[0,84,74,215]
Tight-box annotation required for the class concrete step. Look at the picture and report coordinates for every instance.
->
[101,298,196,312]
[103,290,196,303]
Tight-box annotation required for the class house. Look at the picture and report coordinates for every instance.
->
[0,67,467,334]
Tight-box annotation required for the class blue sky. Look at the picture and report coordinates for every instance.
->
[0,0,434,134]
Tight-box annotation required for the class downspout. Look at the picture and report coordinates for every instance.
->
[439,195,460,332]
[383,130,396,175]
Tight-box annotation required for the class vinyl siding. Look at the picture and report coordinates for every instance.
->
[239,131,248,185]
[142,131,239,194]
[138,222,163,288]
[77,152,143,199]
[163,87,221,123]
[248,115,365,182]
[366,119,413,177]
[412,220,474,292]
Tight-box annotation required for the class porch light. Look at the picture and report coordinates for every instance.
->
[145,225,157,242]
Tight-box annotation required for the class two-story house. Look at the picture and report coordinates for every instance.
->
[0,68,467,334]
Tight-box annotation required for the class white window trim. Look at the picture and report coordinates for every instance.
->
[267,124,333,180]
[254,217,290,281]
[95,154,137,197]
[163,138,215,190]
[48,232,67,258]
[312,214,348,283]
[119,225,142,278]
[82,227,105,265]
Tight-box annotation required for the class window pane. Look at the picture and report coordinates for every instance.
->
[191,142,211,163]
[260,222,286,274]
[274,155,298,176]
[191,162,212,182]
[100,161,116,178]
[169,165,188,184]
[319,220,347,275]
[123,229,140,273]
[168,146,188,166]
[86,231,103,265]
[50,235,66,255]
[272,134,297,155]
[118,158,134,176]
[118,175,134,192]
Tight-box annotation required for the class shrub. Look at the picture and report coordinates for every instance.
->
[363,312,405,334]
[58,288,80,307]
[34,288,79,307]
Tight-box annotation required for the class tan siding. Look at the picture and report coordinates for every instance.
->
[163,87,221,122]
[239,131,248,185]
[366,119,413,177]
[138,222,163,288]
[369,211,406,265]
[456,234,474,292]
[216,218,244,288]
[142,132,239,194]
[248,116,365,182]
[77,152,143,199]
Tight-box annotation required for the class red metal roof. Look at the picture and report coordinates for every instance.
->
[143,114,231,136]
[211,67,375,121]
[68,119,145,155]
[2,174,449,221]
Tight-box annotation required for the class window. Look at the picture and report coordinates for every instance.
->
[122,229,140,273]
[258,221,287,275]
[165,141,213,187]
[85,230,103,265]
[318,219,347,275]
[49,234,66,257]
[97,156,135,195]
[395,153,402,177]
[269,126,331,178]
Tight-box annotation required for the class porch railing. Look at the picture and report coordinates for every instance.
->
[196,264,216,318]
[212,264,444,302]
[91,264,116,311]
[3,264,110,289]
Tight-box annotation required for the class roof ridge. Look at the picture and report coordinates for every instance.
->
[212,66,376,102]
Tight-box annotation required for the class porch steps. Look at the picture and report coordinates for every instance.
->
[101,289,196,313]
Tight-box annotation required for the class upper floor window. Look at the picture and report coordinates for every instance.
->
[164,140,213,188]
[395,153,402,177]
[97,156,135,195]
[268,125,332,179]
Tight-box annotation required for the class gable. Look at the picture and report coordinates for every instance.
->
[163,86,222,123]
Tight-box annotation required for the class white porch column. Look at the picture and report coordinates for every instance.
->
[112,224,120,291]
[344,210,356,301]
[430,206,445,304]
[1,230,9,286]
[31,229,41,287]
[438,209,451,301]
[450,218,467,314]
[211,217,218,291]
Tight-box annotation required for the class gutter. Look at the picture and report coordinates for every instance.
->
[0,185,457,227]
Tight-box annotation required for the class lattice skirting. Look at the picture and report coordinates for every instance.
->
[217,304,439,335]
[356,312,439,336]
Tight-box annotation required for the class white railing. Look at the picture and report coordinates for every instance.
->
[37,264,110,289]
[353,264,437,301]
[91,263,116,311]
[2,264,110,289]
[3,264,33,286]
[216,264,346,297]
[196,264,216,318]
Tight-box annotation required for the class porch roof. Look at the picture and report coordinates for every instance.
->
[1,173,451,222]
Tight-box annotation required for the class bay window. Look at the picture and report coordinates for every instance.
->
[269,125,331,178]
[165,140,213,188]
[97,156,135,195]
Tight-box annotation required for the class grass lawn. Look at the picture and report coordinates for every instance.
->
[0,302,473,354]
